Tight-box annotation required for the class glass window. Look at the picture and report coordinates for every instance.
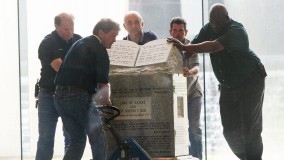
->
[22,0,204,159]
[0,0,21,159]
[2,0,283,159]
[201,0,284,160]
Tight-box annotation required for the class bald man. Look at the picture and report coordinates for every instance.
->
[36,13,82,160]
[168,3,266,160]
[123,10,158,44]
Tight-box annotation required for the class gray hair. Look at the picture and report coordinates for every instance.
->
[93,18,120,35]
[124,10,144,24]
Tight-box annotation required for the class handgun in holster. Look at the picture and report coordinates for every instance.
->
[34,79,40,108]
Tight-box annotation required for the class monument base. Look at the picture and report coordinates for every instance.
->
[106,73,189,158]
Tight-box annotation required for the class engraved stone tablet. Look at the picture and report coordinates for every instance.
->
[104,44,189,158]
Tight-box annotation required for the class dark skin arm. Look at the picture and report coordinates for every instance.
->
[167,37,224,57]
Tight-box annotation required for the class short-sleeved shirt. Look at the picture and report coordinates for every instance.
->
[182,39,202,100]
[192,19,261,88]
[38,31,82,92]
[123,31,158,45]
[55,35,110,94]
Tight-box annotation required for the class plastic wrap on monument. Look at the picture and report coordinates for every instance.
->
[109,46,183,75]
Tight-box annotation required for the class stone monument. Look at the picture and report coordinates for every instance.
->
[104,40,190,158]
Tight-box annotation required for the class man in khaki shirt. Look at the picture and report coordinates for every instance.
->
[169,17,203,160]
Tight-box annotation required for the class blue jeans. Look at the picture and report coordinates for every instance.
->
[35,89,70,160]
[188,96,202,160]
[219,70,265,160]
[54,88,107,160]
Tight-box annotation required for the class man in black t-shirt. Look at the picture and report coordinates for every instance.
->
[36,12,82,160]
[168,3,266,160]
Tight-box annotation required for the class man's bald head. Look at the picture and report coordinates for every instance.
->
[209,3,230,34]
[209,3,228,20]
[54,12,75,41]
[123,11,144,36]
[124,11,143,24]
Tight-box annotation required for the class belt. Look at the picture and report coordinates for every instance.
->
[40,88,55,94]
[56,86,85,92]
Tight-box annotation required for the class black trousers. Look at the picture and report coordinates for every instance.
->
[219,70,265,160]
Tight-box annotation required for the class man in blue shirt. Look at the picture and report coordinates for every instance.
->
[123,10,158,44]
[168,3,266,160]
[54,18,120,160]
